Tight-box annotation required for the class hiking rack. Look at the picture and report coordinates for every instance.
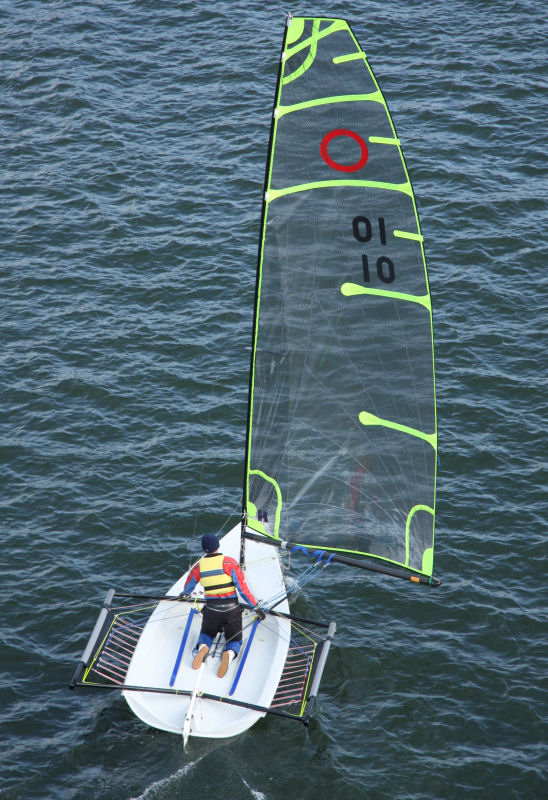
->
[70,589,336,726]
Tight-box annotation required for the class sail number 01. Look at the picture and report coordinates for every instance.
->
[352,216,395,284]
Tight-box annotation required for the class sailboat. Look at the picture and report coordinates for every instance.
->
[71,15,440,743]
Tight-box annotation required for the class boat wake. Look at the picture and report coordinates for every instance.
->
[242,778,267,799]
[129,754,206,800]
[129,758,267,800]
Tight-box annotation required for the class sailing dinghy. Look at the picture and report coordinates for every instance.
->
[71,14,440,743]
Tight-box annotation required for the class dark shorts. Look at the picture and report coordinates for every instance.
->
[201,603,242,646]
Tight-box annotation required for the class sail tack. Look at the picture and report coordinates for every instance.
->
[245,17,437,577]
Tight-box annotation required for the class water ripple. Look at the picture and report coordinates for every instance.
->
[1,1,547,798]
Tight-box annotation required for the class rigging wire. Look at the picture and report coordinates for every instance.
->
[263,549,334,610]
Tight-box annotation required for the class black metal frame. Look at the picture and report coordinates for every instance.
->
[70,589,335,727]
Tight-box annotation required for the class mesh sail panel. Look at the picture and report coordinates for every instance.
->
[246,18,437,575]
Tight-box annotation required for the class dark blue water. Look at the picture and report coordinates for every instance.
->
[2,1,547,798]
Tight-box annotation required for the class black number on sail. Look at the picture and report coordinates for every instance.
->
[353,216,389,244]
[361,255,395,284]
[354,217,395,283]
[376,256,395,284]
[353,216,373,242]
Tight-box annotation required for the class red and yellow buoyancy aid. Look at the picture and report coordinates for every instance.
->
[198,554,236,598]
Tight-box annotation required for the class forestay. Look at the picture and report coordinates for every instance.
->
[245,16,437,579]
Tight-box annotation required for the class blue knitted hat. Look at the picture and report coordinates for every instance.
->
[201,534,220,553]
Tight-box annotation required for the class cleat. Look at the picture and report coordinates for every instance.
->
[217,650,234,678]
[192,644,209,670]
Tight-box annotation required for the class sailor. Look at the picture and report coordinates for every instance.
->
[182,534,265,678]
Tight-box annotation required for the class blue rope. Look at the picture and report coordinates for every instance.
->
[290,545,310,556]
[262,547,333,609]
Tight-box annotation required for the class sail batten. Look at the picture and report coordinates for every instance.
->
[277,92,386,117]
[245,17,437,579]
[267,180,414,201]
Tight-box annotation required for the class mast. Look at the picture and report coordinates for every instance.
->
[240,15,291,564]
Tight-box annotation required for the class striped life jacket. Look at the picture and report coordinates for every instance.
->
[198,554,236,597]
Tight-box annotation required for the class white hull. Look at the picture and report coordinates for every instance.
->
[123,525,290,738]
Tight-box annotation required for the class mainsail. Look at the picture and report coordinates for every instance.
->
[244,16,438,581]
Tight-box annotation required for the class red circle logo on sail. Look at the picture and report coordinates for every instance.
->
[320,129,369,173]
